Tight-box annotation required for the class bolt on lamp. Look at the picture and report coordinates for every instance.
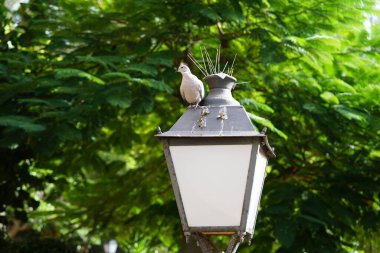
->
[156,73,275,253]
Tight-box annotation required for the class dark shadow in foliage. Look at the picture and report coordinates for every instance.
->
[0,229,77,253]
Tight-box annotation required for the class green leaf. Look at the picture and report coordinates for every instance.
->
[76,56,111,69]
[126,64,158,76]
[240,98,274,113]
[301,56,324,75]
[264,204,292,215]
[55,68,105,85]
[18,98,71,108]
[248,113,288,139]
[303,78,322,93]
[131,78,173,93]
[369,150,380,160]
[284,36,307,47]
[145,52,174,67]
[320,91,340,105]
[324,78,356,93]
[55,124,82,141]
[216,3,244,22]
[295,74,322,93]
[105,88,132,109]
[274,221,296,248]
[0,115,46,132]
[149,80,173,93]
[262,0,271,8]
[299,214,326,226]
[101,72,132,80]
[199,7,221,21]
[333,105,368,124]
[303,103,326,114]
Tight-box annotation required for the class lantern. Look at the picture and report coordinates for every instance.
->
[157,74,275,253]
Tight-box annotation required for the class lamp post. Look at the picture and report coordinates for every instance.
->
[103,240,118,253]
[156,74,275,253]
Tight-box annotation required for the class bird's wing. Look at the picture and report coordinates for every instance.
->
[196,78,205,99]
[180,83,186,102]
[199,81,205,99]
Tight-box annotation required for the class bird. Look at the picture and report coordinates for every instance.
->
[177,63,205,108]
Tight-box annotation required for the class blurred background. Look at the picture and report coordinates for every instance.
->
[1,0,380,252]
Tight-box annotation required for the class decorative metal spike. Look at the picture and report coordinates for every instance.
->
[230,54,237,76]
[188,53,207,77]
[204,47,215,74]
[218,45,221,73]
[189,47,238,77]
[215,47,218,74]
[200,49,209,76]
[222,61,229,73]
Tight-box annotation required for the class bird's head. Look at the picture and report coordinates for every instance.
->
[177,63,190,73]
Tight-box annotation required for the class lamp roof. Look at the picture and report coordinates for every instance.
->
[156,105,276,158]
[157,106,259,137]
[156,74,275,158]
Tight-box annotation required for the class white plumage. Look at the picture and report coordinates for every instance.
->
[178,63,205,107]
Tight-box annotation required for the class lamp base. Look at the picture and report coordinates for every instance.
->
[189,232,249,253]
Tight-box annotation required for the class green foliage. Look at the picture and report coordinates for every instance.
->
[55,68,106,85]
[0,0,380,252]
[0,116,46,132]
[0,231,77,253]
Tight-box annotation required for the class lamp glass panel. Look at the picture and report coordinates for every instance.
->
[246,148,268,233]
[169,144,252,227]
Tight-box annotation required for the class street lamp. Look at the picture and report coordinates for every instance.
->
[103,240,118,253]
[156,74,275,253]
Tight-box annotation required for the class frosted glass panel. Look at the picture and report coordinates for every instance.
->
[246,148,268,233]
[170,144,252,227]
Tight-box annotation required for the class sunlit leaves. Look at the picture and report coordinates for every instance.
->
[333,105,368,125]
[320,91,340,105]
[248,113,288,139]
[55,68,105,85]
[241,98,275,114]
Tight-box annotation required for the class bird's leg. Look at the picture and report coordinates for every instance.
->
[188,104,199,110]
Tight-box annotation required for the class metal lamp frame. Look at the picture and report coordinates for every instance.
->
[156,74,275,253]
[158,135,270,253]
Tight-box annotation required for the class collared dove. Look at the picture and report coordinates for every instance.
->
[178,63,205,107]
